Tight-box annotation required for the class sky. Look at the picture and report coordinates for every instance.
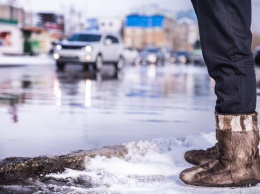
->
[18,0,193,17]
[1,0,260,32]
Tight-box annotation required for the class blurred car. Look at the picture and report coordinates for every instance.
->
[122,47,139,65]
[170,51,192,64]
[53,31,125,71]
[254,50,260,66]
[135,47,166,65]
[192,49,205,65]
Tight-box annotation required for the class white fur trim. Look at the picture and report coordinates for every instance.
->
[230,116,242,132]
[217,115,253,131]
[218,115,225,130]
[243,116,253,131]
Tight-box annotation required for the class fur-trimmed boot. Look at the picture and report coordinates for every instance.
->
[180,112,260,187]
[184,144,218,165]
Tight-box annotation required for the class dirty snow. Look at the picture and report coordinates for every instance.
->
[41,132,260,194]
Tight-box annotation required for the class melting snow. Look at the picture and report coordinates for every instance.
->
[42,132,260,193]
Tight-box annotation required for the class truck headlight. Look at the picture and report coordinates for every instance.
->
[56,45,62,50]
[85,46,92,52]
[53,53,60,59]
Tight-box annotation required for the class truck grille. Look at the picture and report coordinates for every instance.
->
[61,45,84,50]
[60,56,79,60]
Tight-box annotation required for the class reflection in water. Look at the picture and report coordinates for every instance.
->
[147,64,157,78]
[8,104,18,123]
[85,79,92,107]
[127,65,212,100]
[0,65,226,159]
[0,93,20,123]
[55,69,120,108]
[1,65,260,161]
[53,78,62,106]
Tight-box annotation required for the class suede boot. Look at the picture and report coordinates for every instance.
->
[180,112,260,187]
[184,144,218,165]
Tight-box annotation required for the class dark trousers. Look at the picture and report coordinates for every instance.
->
[191,0,256,114]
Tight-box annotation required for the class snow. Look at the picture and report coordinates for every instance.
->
[45,132,260,193]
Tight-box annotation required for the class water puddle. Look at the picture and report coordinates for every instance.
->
[1,64,260,193]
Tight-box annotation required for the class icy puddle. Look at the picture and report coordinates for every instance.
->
[2,132,260,194]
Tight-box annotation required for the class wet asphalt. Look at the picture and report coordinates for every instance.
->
[0,62,260,159]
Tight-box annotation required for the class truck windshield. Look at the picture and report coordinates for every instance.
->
[68,34,101,42]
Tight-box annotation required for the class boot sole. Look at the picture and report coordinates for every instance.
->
[183,179,260,188]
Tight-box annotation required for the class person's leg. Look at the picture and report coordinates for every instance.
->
[191,0,198,17]
[197,0,256,114]
[191,0,198,18]
[180,0,260,187]
[185,0,256,165]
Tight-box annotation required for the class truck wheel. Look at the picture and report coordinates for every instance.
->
[56,62,65,70]
[115,57,124,70]
[83,63,89,71]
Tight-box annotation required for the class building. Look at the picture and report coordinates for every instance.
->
[85,17,124,35]
[124,14,175,50]
[0,3,34,54]
[0,19,23,54]
[173,9,200,51]
[64,6,83,37]
[0,1,68,54]
[0,3,33,26]
[125,5,199,51]
[34,13,64,39]
[173,17,199,51]
[0,2,54,55]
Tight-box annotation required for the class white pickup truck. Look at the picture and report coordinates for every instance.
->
[53,31,125,71]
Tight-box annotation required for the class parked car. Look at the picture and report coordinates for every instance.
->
[135,47,166,65]
[192,49,205,65]
[170,51,192,64]
[254,50,260,66]
[122,47,139,65]
[53,31,125,71]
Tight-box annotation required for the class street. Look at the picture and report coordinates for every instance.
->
[1,62,260,193]
[0,62,217,159]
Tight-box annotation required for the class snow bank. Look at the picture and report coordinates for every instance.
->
[43,132,260,193]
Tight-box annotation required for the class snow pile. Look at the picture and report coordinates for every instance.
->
[43,132,260,193]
